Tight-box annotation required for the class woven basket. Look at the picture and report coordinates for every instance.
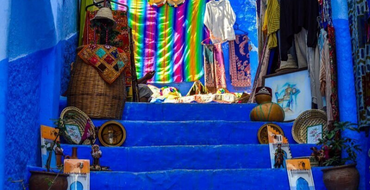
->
[60,106,96,145]
[67,47,126,119]
[292,109,328,144]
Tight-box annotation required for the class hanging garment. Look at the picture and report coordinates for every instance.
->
[79,0,94,46]
[258,0,268,60]
[348,0,370,127]
[265,0,280,49]
[229,34,252,87]
[280,0,319,61]
[294,29,309,68]
[327,25,339,122]
[319,30,334,123]
[204,0,236,43]
[203,44,227,93]
[307,44,322,109]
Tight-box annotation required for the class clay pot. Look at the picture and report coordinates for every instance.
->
[71,147,78,159]
[250,103,285,122]
[321,164,359,190]
[29,171,69,190]
[56,154,63,167]
[255,94,272,104]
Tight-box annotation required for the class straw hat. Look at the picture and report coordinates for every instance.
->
[167,0,185,7]
[275,54,298,73]
[149,0,167,7]
[91,7,116,27]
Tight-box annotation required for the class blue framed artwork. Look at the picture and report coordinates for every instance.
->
[264,69,312,121]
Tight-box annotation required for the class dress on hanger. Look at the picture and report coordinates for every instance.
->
[204,0,236,43]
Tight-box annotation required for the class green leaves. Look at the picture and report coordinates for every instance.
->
[317,121,362,166]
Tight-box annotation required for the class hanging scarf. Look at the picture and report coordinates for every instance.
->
[229,34,252,87]
[203,43,226,93]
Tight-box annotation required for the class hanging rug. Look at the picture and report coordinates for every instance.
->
[78,44,129,84]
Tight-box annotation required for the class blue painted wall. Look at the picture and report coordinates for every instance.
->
[331,0,368,189]
[0,0,11,189]
[2,0,78,189]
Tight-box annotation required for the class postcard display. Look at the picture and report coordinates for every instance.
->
[64,159,91,190]
[267,125,316,189]
[40,125,59,169]
[286,159,315,190]
[267,125,292,168]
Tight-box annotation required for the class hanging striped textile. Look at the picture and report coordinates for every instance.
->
[112,0,208,83]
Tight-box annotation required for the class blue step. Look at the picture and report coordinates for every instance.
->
[91,120,298,146]
[122,103,257,121]
[61,144,318,172]
[27,166,326,190]
[89,168,326,190]
[59,97,257,121]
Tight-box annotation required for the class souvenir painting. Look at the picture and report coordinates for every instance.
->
[264,70,312,121]
[64,124,82,144]
[286,159,316,190]
[306,124,323,144]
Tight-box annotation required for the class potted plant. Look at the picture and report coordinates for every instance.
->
[28,118,69,190]
[317,121,362,190]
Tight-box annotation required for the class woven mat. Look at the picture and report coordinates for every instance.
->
[78,44,129,84]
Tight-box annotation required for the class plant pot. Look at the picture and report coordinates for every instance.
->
[29,171,69,190]
[321,164,359,190]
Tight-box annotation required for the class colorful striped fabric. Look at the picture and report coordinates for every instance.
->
[112,0,209,83]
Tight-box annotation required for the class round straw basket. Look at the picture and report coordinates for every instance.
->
[67,47,126,119]
[60,106,96,144]
[292,109,327,144]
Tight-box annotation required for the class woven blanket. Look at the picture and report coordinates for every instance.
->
[78,44,129,84]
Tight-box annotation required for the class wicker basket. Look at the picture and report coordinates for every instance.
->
[67,47,126,119]
[60,106,96,145]
[292,109,328,144]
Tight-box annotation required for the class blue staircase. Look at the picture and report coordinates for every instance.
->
[60,103,326,189]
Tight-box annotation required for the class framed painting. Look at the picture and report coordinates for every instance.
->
[307,124,323,144]
[264,69,312,121]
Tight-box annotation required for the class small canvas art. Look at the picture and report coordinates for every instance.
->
[286,159,315,190]
[65,124,82,144]
[307,125,323,144]
[264,70,312,121]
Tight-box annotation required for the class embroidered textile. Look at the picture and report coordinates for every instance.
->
[327,26,339,122]
[84,10,132,86]
[229,34,252,87]
[203,43,227,93]
[348,0,370,127]
[78,45,129,84]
